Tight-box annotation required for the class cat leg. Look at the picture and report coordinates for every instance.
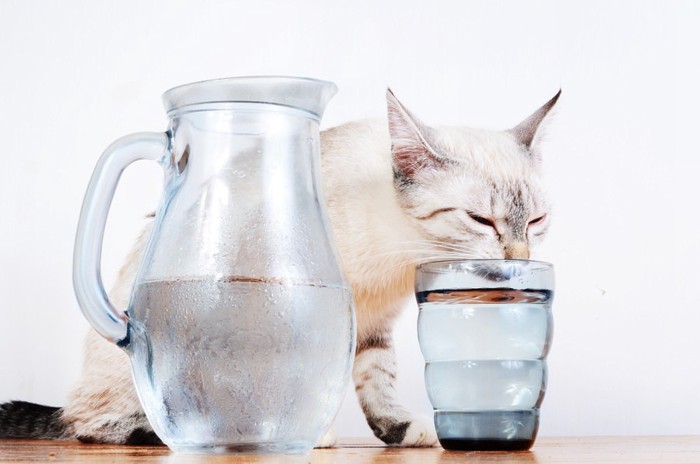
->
[353,333,437,447]
[61,329,162,445]
[315,426,338,448]
[61,220,161,445]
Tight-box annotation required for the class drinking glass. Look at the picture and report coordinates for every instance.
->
[416,259,554,450]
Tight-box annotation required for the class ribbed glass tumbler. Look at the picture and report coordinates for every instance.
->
[416,260,554,451]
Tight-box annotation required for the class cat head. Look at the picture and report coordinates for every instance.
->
[387,89,560,260]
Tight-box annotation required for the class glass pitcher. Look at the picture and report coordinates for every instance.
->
[73,77,355,454]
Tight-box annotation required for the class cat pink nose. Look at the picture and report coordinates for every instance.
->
[504,242,530,260]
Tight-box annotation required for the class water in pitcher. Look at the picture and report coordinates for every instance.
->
[125,277,354,453]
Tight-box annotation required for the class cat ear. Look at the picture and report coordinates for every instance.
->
[387,88,449,181]
[510,90,561,159]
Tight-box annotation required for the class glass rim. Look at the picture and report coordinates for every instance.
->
[417,259,553,274]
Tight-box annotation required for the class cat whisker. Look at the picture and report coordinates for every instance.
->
[368,242,480,269]
[397,239,479,253]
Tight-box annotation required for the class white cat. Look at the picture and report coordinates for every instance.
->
[0,88,559,447]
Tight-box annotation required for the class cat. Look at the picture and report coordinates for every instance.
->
[0,87,559,447]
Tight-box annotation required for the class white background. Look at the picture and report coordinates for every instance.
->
[1,0,698,438]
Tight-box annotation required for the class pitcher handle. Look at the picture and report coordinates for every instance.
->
[73,132,170,345]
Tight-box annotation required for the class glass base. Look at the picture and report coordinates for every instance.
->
[435,410,539,451]
[440,437,534,451]
[168,441,313,455]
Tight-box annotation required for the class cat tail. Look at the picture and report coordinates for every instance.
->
[0,401,67,439]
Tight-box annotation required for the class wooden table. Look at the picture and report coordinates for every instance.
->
[1,436,699,463]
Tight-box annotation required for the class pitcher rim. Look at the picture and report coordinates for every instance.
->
[161,76,338,119]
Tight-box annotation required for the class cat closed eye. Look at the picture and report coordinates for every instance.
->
[467,212,496,228]
[528,215,546,225]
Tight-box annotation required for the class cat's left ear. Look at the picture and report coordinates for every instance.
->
[510,90,561,161]
[387,89,450,182]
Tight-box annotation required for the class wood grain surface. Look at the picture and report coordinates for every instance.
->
[0,436,699,463]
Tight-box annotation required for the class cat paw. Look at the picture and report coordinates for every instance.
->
[315,427,338,448]
[368,415,438,447]
[400,416,438,447]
